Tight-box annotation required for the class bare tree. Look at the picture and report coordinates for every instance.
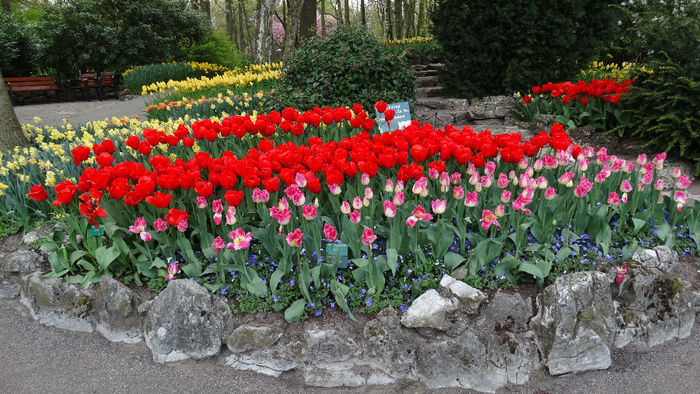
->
[255,0,275,63]
[283,0,303,57]
[394,0,403,40]
[0,72,29,151]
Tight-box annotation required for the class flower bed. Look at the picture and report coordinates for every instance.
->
[145,91,267,122]
[19,102,700,322]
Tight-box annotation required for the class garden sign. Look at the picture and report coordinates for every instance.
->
[375,101,411,133]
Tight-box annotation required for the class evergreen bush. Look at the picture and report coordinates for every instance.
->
[0,13,38,77]
[182,30,246,70]
[430,0,619,98]
[265,26,415,111]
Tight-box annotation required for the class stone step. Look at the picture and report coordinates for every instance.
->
[416,86,448,98]
[414,69,439,77]
[415,109,471,129]
[411,63,444,71]
[416,76,439,88]
[414,97,469,111]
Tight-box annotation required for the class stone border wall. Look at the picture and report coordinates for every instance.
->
[1,245,698,393]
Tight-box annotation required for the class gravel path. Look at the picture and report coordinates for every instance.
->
[13,95,148,129]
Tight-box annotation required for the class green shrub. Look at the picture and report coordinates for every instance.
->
[265,26,415,111]
[384,37,442,59]
[0,13,38,77]
[430,0,620,98]
[610,1,699,175]
[37,0,210,80]
[182,30,245,70]
[123,62,211,93]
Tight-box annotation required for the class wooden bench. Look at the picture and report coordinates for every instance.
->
[69,72,117,101]
[4,76,62,104]
[97,72,117,100]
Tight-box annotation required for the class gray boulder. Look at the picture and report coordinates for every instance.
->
[530,271,616,375]
[477,290,532,333]
[19,271,94,332]
[1,250,43,277]
[400,289,458,330]
[226,324,283,353]
[144,279,231,363]
[467,96,517,120]
[226,341,302,377]
[23,228,47,246]
[440,274,486,314]
[92,276,143,343]
[363,308,422,376]
[614,247,695,349]
[0,281,20,299]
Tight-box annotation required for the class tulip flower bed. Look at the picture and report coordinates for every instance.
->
[516,78,633,132]
[145,90,267,122]
[23,102,700,322]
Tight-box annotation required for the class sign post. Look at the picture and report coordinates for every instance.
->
[375,101,411,133]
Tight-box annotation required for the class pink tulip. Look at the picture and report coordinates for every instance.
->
[384,178,394,192]
[672,167,682,178]
[252,188,270,203]
[285,228,304,247]
[608,192,622,206]
[431,199,447,215]
[544,187,556,200]
[497,173,509,188]
[394,180,404,193]
[213,213,222,225]
[615,264,627,284]
[212,236,226,254]
[295,172,307,187]
[574,176,593,198]
[451,172,461,185]
[361,228,377,246]
[406,216,418,228]
[620,179,633,193]
[464,191,478,207]
[453,186,465,200]
[536,176,548,189]
[153,218,168,232]
[480,209,501,230]
[166,261,178,280]
[533,159,543,171]
[212,199,223,214]
[302,204,317,220]
[494,204,505,217]
[323,223,338,242]
[226,206,237,225]
[364,187,374,200]
[393,192,405,206]
[384,200,396,218]
[637,154,647,165]
[654,179,664,191]
[622,161,635,173]
[228,228,253,250]
[129,217,147,234]
[196,196,208,209]
[361,173,370,185]
[412,205,433,221]
[328,183,342,195]
[340,201,351,214]
[485,161,497,175]
[558,171,574,186]
[428,167,440,179]
[352,196,363,210]
[501,189,512,203]
[676,175,691,189]
[350,210,361,224]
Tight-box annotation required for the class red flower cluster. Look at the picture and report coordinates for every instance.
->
[31,105,573,227]
[531,78,633,104]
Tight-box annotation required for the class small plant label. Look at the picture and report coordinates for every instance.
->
[376,101,411,133]
[326,242,349,268]
[88,225,104,237]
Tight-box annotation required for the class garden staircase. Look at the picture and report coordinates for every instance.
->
[409,61,534,139]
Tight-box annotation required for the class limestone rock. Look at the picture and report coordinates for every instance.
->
[478,290,532,333]
[19,271,94,332]
[303,328,361,364]
[303,362,395,388]
[530,271,616,375]
[0,282,20,299]
[23,228,47,246]
[440,274,486,313]
[92,276,143,343]
[363,307,422,376]
[400,289,458,330]
[226,325,283,353]
[226,341,302,377]
[614,247,695,349]
[467,96,517,120]
[144,279,231,363]
[1,250,43,276]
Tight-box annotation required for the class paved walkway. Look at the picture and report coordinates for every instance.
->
[13,95,148,130]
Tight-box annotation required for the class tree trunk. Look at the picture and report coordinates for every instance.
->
[335,0,342,25]
[360,0,366,26]
[255,0,275,63]
[202,0,211,23]
[299,0,316,42]
[321,0,326,35]
[394,0,403,40]
[416,0,424,37]
[238,0,246,52]
[404,0,414,38]
[1,0,11,14]
[387,0,393,40]
[343,0,350,25]
[0,72,29,151]
[283,0,303,57]
[225,0,235,43]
